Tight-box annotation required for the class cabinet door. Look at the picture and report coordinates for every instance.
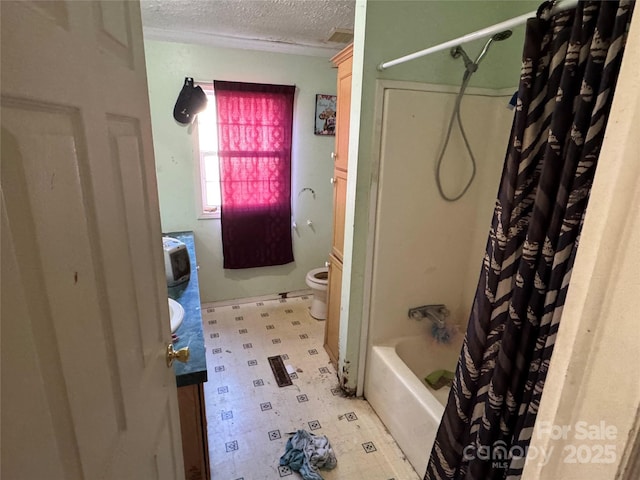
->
[331,169,348,260]
[324,254,343,368]
[334,55,352,173]
[178,384,210,480]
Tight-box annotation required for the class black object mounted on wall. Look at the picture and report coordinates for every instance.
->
[173,77,207,125]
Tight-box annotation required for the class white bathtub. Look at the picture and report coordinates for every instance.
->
[365,335,463,476]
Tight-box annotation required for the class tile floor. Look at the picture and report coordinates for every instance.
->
[202,295,421,480]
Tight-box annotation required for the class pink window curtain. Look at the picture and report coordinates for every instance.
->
[214,81,295,269]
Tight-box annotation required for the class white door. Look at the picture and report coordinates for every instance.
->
[1,1,184,479]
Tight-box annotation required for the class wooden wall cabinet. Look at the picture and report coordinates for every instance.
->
[324,44,353,368]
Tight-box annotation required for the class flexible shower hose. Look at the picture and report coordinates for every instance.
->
[435,71,478,202]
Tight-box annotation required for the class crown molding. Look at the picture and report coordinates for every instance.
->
[143,26,344,58]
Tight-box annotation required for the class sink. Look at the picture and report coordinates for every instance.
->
[168,298,184,333]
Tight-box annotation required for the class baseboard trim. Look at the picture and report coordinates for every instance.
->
[203,289,313,309]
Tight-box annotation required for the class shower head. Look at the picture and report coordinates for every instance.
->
[451,30,512,77]
[475,30,513,65]
[492,30,513,42]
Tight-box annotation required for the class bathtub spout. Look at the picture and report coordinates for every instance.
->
[408,304,450,329]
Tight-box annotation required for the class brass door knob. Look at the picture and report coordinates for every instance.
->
[166,344,190,367]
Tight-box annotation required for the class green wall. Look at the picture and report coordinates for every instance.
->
[144,40,338,303]
[340,0,539,392]
[366,0,537,88]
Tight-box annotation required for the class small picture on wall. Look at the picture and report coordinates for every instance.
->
[314,94,337,136]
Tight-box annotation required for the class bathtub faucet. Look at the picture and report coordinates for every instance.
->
[408,304,450,329]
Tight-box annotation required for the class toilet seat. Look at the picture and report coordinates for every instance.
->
[306,267,328,287]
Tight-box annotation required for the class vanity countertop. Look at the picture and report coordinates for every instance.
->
[166,231,207,388]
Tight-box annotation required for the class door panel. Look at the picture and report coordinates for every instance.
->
[1,200,83,479]
[2,99,126,447]
[324,254,343,368]
[107,115,165,360]
[335,56,352,172]
[1,1,184,478]
[332,169,348,260]
[93,0,135,68]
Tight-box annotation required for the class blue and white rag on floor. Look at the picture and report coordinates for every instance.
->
[279,429,337,480]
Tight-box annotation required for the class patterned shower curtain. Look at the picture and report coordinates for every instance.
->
[425,2,635,480]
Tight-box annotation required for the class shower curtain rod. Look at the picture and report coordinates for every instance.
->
[377,0,579,71]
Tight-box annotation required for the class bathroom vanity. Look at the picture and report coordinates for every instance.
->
[166,231,210,480]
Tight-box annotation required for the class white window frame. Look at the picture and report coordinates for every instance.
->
[194,82,221,219]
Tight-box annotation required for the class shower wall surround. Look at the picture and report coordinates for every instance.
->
[368,83,515,346]
[338,0,540,393]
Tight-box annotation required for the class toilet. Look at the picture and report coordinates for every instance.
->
[305,267,329,320]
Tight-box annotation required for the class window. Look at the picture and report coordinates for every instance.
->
[195,83,221,218]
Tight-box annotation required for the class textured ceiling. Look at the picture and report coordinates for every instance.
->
[140,0,356,56]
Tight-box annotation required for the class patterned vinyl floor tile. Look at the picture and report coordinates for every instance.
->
[202,296,420,480]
